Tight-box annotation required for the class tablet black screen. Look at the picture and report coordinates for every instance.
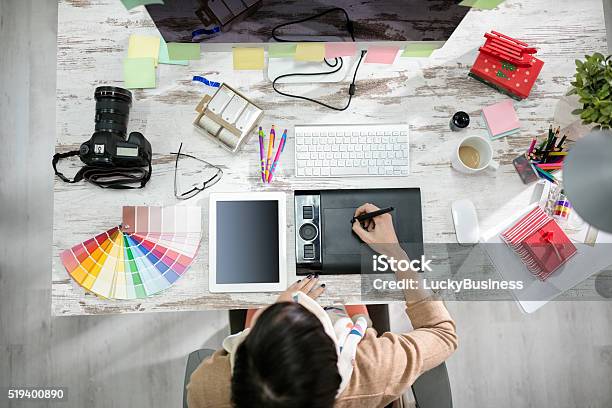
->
[216,200,280,284]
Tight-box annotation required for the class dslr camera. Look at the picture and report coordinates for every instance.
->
[79,86,152,168]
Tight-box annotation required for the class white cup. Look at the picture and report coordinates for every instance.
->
[451,135,499,174]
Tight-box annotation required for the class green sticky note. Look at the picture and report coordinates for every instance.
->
[123,58,156,89]
[167,43,201,60]
[459,0,505,9]
[268,44,296,58]
[400,43,441,58]
[159,39,188,66]
[120,0,164,10]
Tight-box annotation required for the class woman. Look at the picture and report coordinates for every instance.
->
[187,203,458,408]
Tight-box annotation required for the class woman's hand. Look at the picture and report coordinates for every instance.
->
[276,275,325,303]
[351,203,407,259]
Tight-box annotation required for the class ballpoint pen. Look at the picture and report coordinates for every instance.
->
[265,125,275,181]
[267,129,287,183]
[258,127,265,183]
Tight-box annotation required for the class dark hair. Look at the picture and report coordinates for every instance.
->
[231,302,341,408]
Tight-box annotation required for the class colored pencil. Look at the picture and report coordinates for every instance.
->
[535,166,557,183]
[548,151,568,156]
[527,138,537,155]
[265,125,276,181]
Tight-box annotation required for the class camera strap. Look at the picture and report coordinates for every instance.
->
[52,150,152,189]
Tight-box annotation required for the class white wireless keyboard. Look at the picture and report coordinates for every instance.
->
[294,124,410,177]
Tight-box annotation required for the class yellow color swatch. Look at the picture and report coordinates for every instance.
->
[295,43,325,62]
[232,47,265,70]
[128,35,161,66]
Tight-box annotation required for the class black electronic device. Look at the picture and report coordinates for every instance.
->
[53,86,153,189]
[295,188,423,275]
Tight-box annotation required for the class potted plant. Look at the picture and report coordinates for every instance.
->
[566,53,612,129]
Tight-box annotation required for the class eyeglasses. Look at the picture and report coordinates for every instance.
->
[171,143,223,200]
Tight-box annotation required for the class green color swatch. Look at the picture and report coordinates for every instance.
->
[400,43,441,58]
[120,0,164,10]
[158,39,188,66]
[167,43,201,60]
[123,57,156,89]
[268,44,296,58]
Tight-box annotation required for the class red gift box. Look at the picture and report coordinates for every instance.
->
[522,219,577,280]
[469,31,544,100]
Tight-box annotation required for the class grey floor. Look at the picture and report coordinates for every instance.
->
[1,1,612,407]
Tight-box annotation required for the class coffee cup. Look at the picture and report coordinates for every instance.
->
[451,135,499,174]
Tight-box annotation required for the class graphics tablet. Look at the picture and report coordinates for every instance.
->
[209,192,286,292]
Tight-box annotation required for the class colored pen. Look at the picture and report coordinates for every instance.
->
[556,135,567,149]
[258,127,266,183]
[267,129,288,183]
[265,125,275,181]
[351,207,395,224]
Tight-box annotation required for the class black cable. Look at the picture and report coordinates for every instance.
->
[272,50,366,111]
[271,7,355,43]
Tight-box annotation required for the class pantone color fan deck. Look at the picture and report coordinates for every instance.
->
[60,206,202,299]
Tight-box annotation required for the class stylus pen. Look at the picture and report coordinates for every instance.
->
[258,127,266,183]
[265,125,276,182]
[351,207,395,224]
[267,129,287,183]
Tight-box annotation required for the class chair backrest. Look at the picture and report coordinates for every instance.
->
[183,349,216,408]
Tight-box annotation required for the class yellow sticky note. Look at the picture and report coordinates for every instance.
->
[295,43,325,62]
[128,35,161,66]
[232,47,265,70]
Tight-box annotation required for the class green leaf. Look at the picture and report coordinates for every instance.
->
[571,109,584,115]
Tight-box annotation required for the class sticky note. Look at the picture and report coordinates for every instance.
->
[232,47,265,70]
[158,39,188,66]
[459,0,505,9]
[295,43,325,62]
[268,44,296,58]
[364,46,399,64]
[401,43,441,58]
[167,43,201,60]
[128,35,161,66]
[121,0,164,10]
[123,58,156,89]
[325,42,357,59]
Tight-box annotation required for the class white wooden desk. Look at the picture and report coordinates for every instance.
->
[52,0,607,315]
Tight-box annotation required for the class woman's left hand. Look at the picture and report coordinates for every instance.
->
[276,275,326,303]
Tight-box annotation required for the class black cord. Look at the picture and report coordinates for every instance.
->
[272,50,366,111]
[271,7,355,43]
[270,7,363,111]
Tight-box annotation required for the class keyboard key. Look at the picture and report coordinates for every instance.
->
[331,167,369,176]
[321,167,330,176]
[305,167,312,176]
[298,168,305,176]
[313,167,320,176]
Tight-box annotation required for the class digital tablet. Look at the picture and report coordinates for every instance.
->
[209,192,287,293]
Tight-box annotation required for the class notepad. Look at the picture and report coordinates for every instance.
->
[295,43,325,62]
[159,39,188,66]
[325,42,357,59]
[123,58,156,89]
[481,99,520,139]
[127,35,161,66]
[167,43,201,60]
[232,47,265,70]
[364,46,399,64]
[401,43,441,58]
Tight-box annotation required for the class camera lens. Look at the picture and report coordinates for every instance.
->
[94,86,132,138]
[299,223,318,241]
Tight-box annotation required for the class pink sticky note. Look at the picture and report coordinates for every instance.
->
[364,46,399,64]
[325,42,357,59]
[481,99,520,138]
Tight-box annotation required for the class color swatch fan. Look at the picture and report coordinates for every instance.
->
[60,206,202,299]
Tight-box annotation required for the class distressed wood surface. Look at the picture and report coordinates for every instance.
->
[53,0,607,315]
